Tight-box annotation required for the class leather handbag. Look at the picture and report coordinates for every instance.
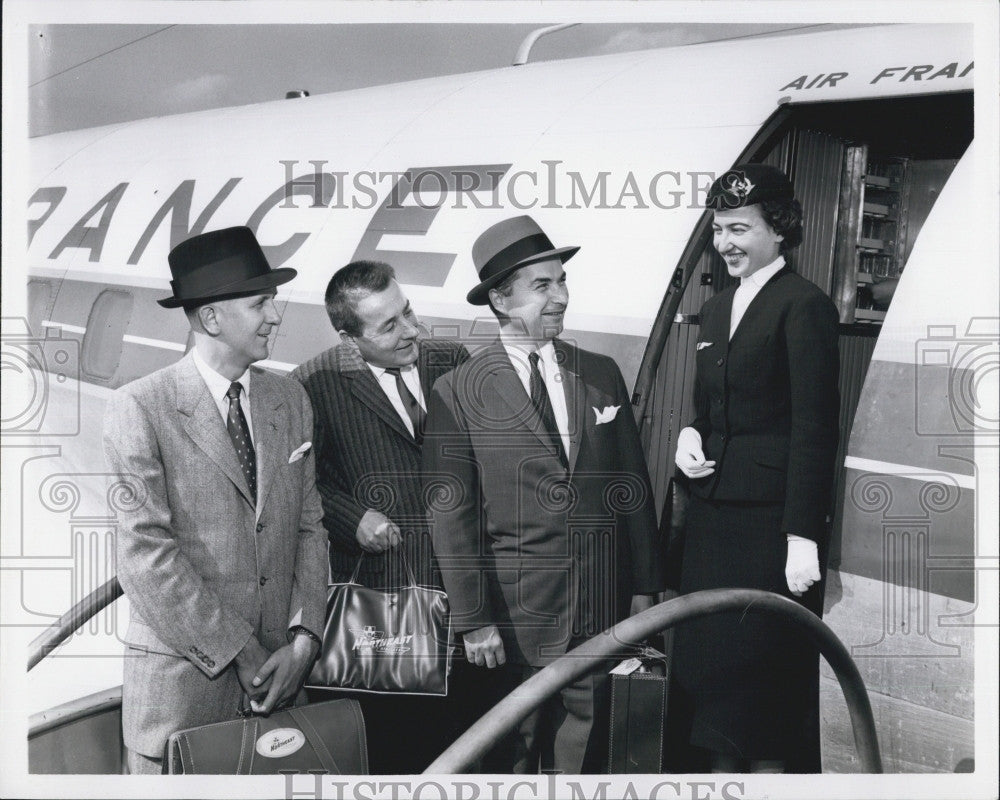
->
[166,698,367,774]
[307,554,452,695]
[607,648,669,774]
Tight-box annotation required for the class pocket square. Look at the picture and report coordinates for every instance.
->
[696,341,714,350]
[593,405,621,425]
[288,441,312,463]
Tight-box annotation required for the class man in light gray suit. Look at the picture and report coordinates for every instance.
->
[103,227,327,774]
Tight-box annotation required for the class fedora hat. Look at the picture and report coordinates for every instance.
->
[467,215,579,305]
[157,226,297,309]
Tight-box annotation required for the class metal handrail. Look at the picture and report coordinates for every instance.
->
[27,582,882,773]
[28,685,123,739]
[27,576,123,672]
[513,24,580,66]
[425,588,882,773]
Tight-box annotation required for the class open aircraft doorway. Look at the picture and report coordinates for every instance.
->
[638,90,976,774]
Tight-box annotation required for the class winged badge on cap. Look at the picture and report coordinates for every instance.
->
[721,172,755,202]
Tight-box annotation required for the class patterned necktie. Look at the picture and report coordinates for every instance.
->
[528,352,568,468]
[226,382,257,502]
[386,367,425,444]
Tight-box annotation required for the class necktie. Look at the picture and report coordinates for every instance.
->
[226,382,257,502]
[386,367,425,444]
[528,352,568,468]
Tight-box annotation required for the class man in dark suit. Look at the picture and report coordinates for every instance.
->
[672,164,840,772]
[423,216,665,774]
[292,260,469,773]
[104,227,327,774]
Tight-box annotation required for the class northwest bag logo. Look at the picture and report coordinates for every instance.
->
[255,727,305,758]
[350,625,415,654]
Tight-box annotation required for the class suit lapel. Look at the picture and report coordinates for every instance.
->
[418,346,436,400]
[479,341,556,452]
[713,286,737,349]
[250,369,284,513]
[729,266,791,347]
[555,340,586,474]
[338,344,415,446]
[176,353,255,509]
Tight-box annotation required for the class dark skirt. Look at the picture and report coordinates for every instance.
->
[671,494,823,766]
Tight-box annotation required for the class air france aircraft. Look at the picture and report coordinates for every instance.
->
[11,22,995,774]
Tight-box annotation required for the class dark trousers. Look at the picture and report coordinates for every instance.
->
[311,659,497,774]
[487,661,609,775]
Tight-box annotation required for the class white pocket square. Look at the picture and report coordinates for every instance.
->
[696,341,714,350]
[288,441,312,463]
[593,405,620,424]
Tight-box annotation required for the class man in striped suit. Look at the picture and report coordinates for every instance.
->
[292,260,472,773]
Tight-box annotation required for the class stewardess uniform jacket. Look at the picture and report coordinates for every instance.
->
[688,265,840,544]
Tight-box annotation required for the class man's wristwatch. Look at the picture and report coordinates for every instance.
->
[289,626,321,647]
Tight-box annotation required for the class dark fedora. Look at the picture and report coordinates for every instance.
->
[705,163,795,211]
[467,215,579,306]
[157,226,297,309]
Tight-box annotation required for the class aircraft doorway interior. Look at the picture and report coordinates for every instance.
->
[642,91,974,558]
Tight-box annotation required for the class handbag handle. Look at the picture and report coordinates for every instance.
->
[350,547,418,588]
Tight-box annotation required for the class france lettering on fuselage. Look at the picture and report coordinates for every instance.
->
[28,164,510,288]
[780,60,974,91]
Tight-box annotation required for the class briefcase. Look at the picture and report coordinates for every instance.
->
[608,649,669,774]
[166,699,367,775]
[308,554,452,695]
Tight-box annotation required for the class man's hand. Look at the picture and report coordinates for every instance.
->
[234,636,272,700]
[629,593,657,616]
[356,509,402,553]
[249,634,319,714]
[785,536,821,597]
[674,427,716,479]
[463,625,506,669]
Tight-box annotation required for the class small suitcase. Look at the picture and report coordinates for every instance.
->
[607,650,669,773]
[166,698,367,775]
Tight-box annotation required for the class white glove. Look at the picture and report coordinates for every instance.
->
[785,536,820,596]
[674,426,716,479]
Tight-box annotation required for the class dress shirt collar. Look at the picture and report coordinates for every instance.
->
[740,255,785,288]
[366,360,418,380]
[192,346,251,405]
[499,334,557,370]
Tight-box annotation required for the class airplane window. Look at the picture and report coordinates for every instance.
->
[81,289,133,382]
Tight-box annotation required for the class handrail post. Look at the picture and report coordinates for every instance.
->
[513,24,580,66]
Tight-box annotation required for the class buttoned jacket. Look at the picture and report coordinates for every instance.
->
[688,266,840,542]
[292,339,469,586]
[423,339,664,666]
[103,351,327,754]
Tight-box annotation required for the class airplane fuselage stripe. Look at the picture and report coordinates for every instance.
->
[41,320,86,335]
[44,316,299,368]
[257,360,296,372]
[122,334,186,352]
